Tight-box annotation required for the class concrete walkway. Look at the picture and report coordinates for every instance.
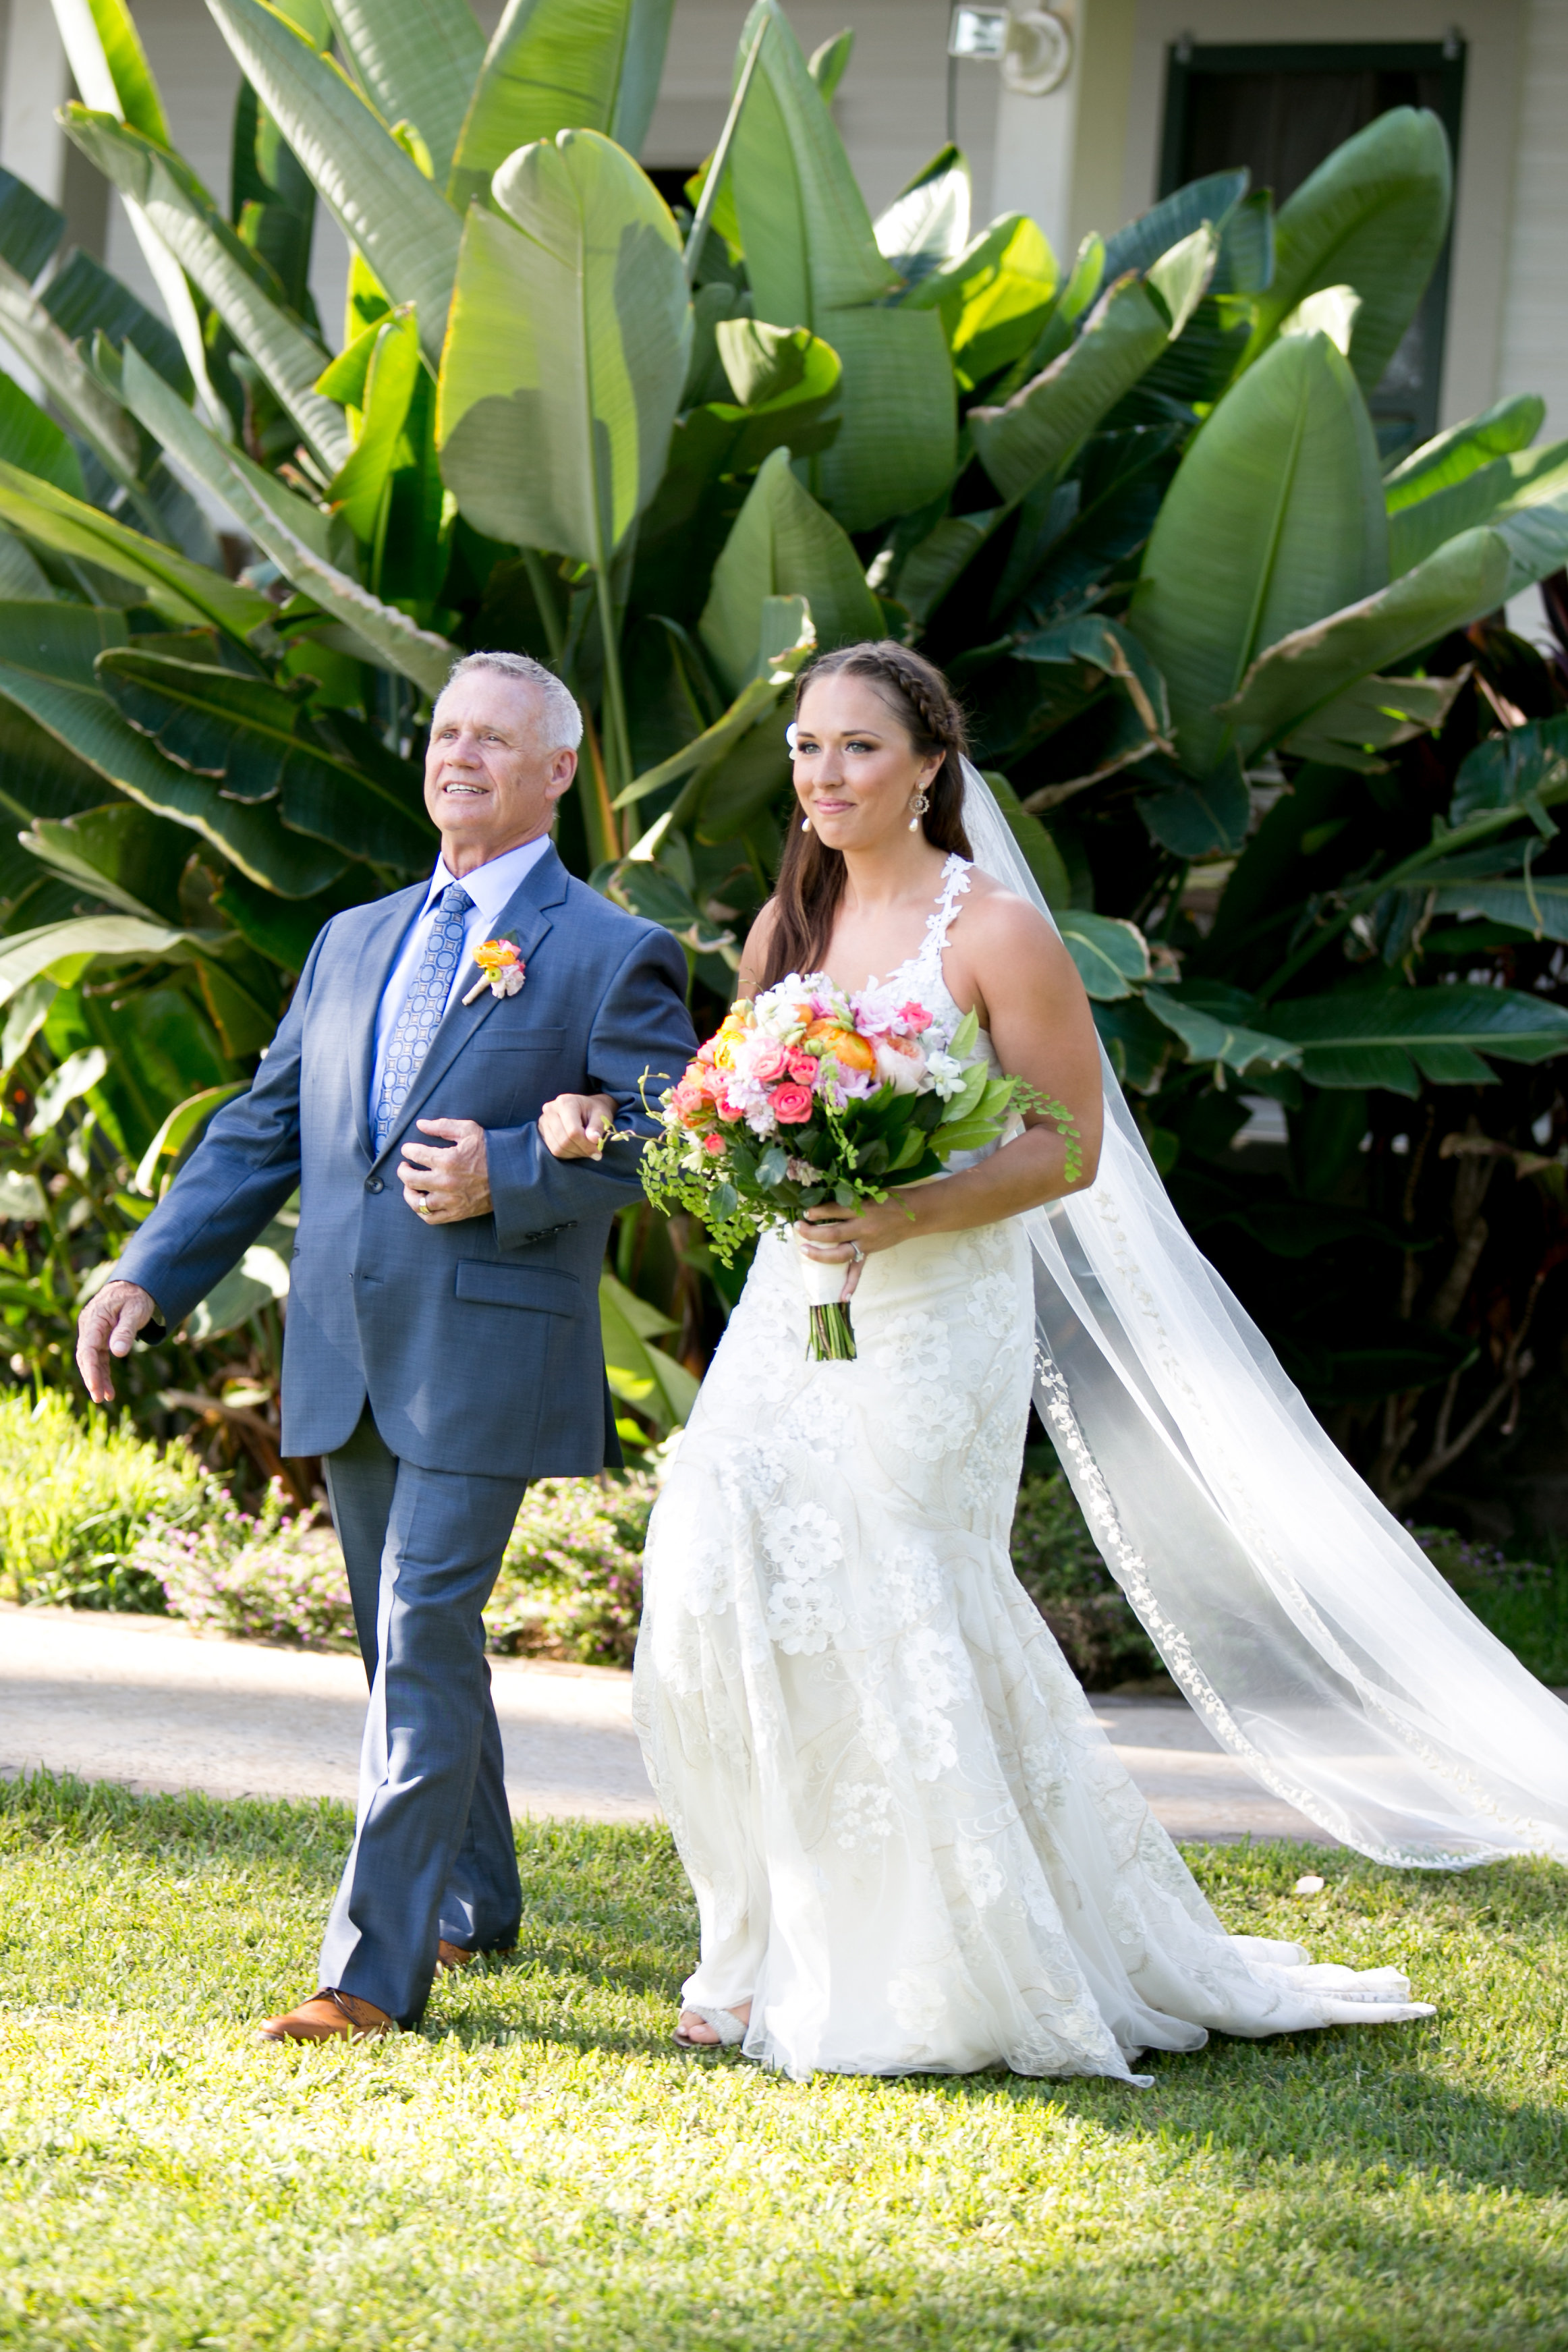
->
[0,1604,1330,1844]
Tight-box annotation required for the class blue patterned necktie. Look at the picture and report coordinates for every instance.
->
[373,880,474,1154]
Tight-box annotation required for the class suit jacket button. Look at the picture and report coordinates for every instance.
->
[366,1177,383,1192]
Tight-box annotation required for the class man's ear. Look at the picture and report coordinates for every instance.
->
[547,748,578,800]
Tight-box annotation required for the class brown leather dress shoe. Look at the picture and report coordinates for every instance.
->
[437,1940,474,1970]
[258,1988,395,2042]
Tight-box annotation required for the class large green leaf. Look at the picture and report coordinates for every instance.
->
[18,802,193,923]
[970,229,1216,507]
[119,347,455,696]
[0,459,273,640]
[981,769,1069,908]
[615,601,814,818]
[47,0,225,420]
[206,0,461,365]
[1265,980,1568,1094]
[323,304,422,538]
[51,0,171,144]
[698,449,877,698]
[60,107,350,474]
[1383,393,1544,512]
[0,912,208,1006]
[599,1267,698,1431]
[1143,985,1301,1074]
[1056,909,1150,1002]
[1219,526,1521,759]
[96,646,432,873]
[1243,107,1451,396]
[1387,439,1568,577]
[1129,329,1387,775]
[449,0,675,211]
[874,144,970,286]
[1101,169,1249,282]
[321,0,484,186]
[0,374,85,499]
[1426,871,1568,945]
[1278,671,1466,771]
[0,258,142,488]
[0,604,343,896]
[725,0,953,531]
[901,213,1057,393]
[438,129,689,572]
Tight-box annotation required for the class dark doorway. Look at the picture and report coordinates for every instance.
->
[1159,41,1466,453]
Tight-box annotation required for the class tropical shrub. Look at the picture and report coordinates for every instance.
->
[0,0,1559,1519]
[0,1385,207,1607]
[488,1469,659,1666]
[140,1473,350,1644]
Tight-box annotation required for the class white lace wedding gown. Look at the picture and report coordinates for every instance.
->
[632,858,1434,2082]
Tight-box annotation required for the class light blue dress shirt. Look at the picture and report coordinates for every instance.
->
[370,834,552,1113]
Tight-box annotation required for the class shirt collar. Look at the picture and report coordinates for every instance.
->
[421,834,552,930]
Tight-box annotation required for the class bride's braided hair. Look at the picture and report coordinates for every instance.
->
[755,641,973,990]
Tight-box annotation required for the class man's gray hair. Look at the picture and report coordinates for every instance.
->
[438,650,584,752]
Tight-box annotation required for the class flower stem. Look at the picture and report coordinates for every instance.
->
[808,1303,856,1362]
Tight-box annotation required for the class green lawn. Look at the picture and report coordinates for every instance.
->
[1,1774,1565,2349]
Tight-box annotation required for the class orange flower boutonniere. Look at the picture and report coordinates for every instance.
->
[461,935,525,1005]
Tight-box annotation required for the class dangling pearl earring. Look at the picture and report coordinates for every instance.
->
[800,814,812,833]
[907,791,930,833]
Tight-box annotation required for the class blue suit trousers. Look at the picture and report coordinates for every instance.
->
[318,1407,526,2025]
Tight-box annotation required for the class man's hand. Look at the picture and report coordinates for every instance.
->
[540,1092,618,1161]
[76,1280,157,1403]
[397,1117,492,1224]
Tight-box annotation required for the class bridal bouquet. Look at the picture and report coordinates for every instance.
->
[640,974,1030,1360]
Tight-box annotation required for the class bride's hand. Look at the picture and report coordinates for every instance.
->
[796,1198,912,1297]
[540,1092,618,1159]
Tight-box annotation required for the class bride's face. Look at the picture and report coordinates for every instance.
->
[792,676,943,853]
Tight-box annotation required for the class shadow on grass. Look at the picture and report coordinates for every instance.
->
[7,1772,1565,2203]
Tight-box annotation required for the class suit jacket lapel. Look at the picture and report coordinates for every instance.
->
[349,880,428,1158]
[371,843,569,1168]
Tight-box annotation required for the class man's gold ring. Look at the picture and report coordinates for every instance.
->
[417,1196,434,1215]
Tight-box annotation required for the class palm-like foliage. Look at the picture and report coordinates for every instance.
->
[0,0,1564,1505]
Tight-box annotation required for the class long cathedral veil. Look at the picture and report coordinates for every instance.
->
[959,756,1568,1865]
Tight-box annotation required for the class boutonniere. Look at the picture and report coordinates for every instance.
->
[461,934,525,1005]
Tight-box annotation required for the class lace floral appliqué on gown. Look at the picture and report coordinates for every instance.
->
[632,857,1433,2081]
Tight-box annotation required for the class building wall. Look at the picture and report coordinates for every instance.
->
[1107,0,1526,435]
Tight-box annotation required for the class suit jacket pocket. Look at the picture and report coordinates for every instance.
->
[454,1261,582,1316]
[468,1023,567,1053]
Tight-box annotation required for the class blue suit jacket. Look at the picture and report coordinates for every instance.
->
[115,843,697,1478]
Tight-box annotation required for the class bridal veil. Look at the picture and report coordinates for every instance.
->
[960,756,1568,1866]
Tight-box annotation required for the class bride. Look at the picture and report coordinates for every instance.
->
[553,639,1568,2081]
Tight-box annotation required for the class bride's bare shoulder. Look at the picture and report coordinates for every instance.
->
[961,866,1059,943]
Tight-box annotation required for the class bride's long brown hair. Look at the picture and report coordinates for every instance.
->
[754,641,972,991]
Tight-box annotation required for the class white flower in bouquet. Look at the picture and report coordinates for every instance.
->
[924,1050,968,1102]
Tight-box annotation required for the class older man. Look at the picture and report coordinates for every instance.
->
[76,651,696,2042]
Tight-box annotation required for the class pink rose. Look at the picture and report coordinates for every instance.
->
[701,1132,726,1156]
[770,1082,815,1125]
[749,1040,789,1084]
[897,1001,934,1032]
[787,1051,818,1085]
[671,1077,706,1125]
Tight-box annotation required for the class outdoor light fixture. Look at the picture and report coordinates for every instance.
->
[947,6,1007,60]
[947,6,1073,92]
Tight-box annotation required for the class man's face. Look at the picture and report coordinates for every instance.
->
[423,671,577,870]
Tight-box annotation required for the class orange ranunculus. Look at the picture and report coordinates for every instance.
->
[804,1017,876,1073]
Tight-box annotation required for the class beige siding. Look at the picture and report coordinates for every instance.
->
[1497,0,1568,439]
